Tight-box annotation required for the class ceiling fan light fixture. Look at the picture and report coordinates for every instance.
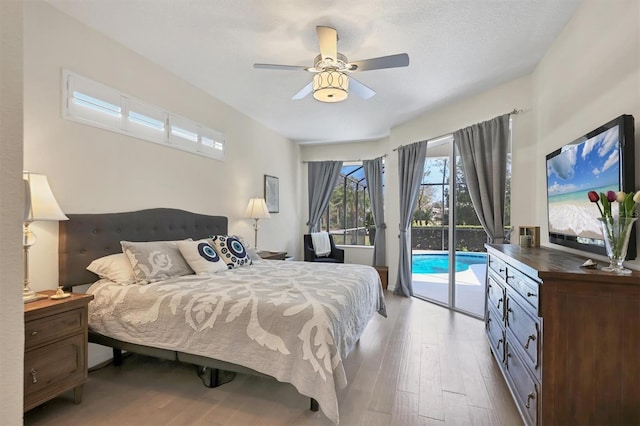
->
[313,70,349,103]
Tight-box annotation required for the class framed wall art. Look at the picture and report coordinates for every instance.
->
[264,175,279,213]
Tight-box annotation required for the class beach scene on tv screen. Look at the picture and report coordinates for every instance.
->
[547,125,621,241]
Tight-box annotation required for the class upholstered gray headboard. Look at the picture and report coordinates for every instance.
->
[59,208,228,288]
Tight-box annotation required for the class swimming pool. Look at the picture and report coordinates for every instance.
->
[412,252,487,274]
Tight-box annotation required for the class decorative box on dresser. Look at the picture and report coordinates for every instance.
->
[485,244,640,426]
[24,291,94,412]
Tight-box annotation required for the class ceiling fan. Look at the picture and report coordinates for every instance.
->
[254,26,409,103]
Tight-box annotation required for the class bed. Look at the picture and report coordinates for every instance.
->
[58,208,386,424]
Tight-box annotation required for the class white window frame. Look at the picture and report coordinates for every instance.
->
[62,69,225,161]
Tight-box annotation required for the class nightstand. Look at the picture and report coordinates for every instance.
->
[23,291,94,412]
[257,251,287,260]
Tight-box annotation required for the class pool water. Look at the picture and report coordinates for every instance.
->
[412,252,487,274]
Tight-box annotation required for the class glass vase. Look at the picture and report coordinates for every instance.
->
[598,217,637,274]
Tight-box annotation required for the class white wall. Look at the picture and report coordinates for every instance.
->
[0,1,25,424]
[533,0,640,270]
[23,0,302,294]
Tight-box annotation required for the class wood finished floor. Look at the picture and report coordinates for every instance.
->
[24,292,522,426]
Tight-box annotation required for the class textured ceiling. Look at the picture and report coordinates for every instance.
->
[45,0,582,144]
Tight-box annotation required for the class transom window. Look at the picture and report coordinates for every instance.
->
[62,70,225,161]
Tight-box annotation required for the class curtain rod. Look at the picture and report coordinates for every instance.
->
[301,153,387,164]
[392,108,523,152]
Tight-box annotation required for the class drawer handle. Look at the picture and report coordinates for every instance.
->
[31,331,38,336]
[497,298,503,309]
[497,338,503,349]
[525,392,535,409]
[525,334,536,349]
[30,368,38,384]
[499,268,505,273]
[526,291,535,298]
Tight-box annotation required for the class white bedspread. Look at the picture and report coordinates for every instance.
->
[87,260,386,424]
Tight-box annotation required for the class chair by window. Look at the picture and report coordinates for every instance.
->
[303,234,345,263]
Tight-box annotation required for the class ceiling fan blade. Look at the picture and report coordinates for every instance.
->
[349,77,376,100]
[317,26,338,62]
[348,53,410,72]
[254,63,309,71]
[292,82,313,100]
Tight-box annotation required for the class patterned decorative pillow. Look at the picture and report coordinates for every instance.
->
[210,235,251,268]
[87,253,136,285]
[121,240,194,284]
[177,239,229,274]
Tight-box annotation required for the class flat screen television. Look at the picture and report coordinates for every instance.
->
[546,114,636,259]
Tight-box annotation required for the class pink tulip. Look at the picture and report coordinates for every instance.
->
[606,191,616,202]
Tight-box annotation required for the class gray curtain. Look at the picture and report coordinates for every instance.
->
[307,161,343,233]
[363,157,386,266]
[395,141,428,297]
[454,114,510,243]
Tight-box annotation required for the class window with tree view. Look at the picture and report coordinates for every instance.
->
[413,153,511,251]
[320,163,381,246]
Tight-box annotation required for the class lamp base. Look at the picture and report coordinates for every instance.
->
[23,288,46,304]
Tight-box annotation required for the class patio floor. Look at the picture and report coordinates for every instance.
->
[412,263,487,317]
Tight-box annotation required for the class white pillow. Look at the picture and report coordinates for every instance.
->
[177,239,229,274]
[121,240,194,284]
[87,253,136,285]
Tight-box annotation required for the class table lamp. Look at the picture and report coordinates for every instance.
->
[244,197,270,249]
[23,171,68,302]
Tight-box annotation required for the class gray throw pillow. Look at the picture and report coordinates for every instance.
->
[121,240,193,284]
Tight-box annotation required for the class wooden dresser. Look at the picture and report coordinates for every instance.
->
[485,244,640,426]
[24,291,94,412]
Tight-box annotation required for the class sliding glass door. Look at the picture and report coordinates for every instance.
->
[412,135,510,318]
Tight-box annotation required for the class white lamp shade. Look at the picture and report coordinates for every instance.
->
[244,198,271,219]
[313,70,349,103]
[23,172,68,222]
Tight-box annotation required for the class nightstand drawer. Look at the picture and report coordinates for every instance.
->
[24,333,86,409]
[25,308,84,349]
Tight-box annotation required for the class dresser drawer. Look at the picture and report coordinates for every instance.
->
[25,308,84,349]
[506,268,539,311]
[487,275,506,320]
[505,342,538,426]
[24,333,86,410]
[506,296,541,380]
[488,255,508,280]
[486,307,505,362]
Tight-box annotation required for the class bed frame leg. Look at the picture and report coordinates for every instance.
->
[113,348,123,366]
[198,367,236,388]
[310,398,319,412]
[211,368,220,387]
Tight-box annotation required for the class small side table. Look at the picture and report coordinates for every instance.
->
[24,291,94,411]
[258,251,288,260]
[374,266,389,290]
